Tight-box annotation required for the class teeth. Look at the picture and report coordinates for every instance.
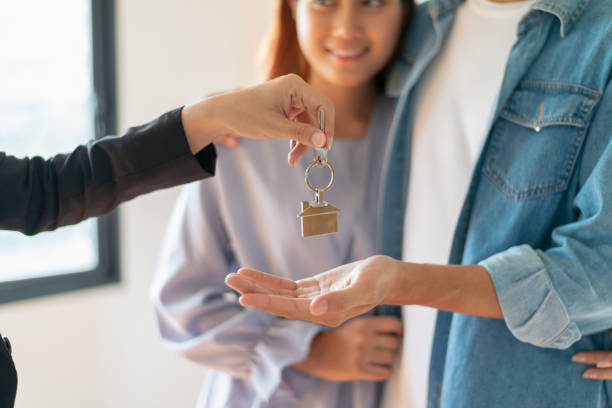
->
[331,49,365,57]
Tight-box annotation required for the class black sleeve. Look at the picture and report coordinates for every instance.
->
[0,107,217,235]
[0,335,16,408]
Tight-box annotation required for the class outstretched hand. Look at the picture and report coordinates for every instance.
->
[225,256,398,327]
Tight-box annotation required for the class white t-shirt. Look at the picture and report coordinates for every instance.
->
[381,1,535,408]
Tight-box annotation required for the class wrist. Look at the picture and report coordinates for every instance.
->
[289,358,310,372]
[181,96,227,154]
[369,255,404,306]
[382,258,423,306]
[290,332,323,374]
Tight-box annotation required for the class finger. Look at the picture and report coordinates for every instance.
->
[596,352,612,368]
[295,108,315,128]
[239,293,311,319]
[286,76,335,145]
[215,134,240,148]
[225,273,295,296]
[288,143,309,166]
[225,273,263,295]
[370,316,404,335]
[310,285,365,316]
[364,364,392,380]
[375,334,401,351]
[366,349,396,366]
[583,367,612,380]
[288,106,305,121]
[238,268,298,291]
[280,121,327,148]
[572,351,612,365]
[295,278,323,298]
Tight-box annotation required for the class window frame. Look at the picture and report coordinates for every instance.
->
[0,0,119,304]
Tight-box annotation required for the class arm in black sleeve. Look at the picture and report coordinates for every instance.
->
[0,107,217,235]
[0,334,16,408]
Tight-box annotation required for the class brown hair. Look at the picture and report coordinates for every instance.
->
[259,0,415,85]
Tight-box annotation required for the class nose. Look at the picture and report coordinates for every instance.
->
[331,4,363,40]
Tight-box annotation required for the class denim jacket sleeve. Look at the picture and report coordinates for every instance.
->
[150,181,322,401]
[480,77,612,350]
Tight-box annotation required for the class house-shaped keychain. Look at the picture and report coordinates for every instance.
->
[299,199,340,237]
[298,110,340,238]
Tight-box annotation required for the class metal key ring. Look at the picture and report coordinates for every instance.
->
[305,160,335,193]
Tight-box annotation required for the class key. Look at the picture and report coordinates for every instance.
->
[298,111,340,237]
[313,110,328,164]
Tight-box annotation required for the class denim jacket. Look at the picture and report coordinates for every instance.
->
[379,0,612,407]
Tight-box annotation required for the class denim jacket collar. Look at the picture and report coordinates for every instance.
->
[386,0,590,97]
[533,0,590,37]
[428,0,590,34]
[427,0,462,19]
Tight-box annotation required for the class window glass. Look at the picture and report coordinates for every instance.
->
[0,0,99,282]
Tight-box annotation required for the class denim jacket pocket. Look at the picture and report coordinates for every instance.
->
[483,81,599,201]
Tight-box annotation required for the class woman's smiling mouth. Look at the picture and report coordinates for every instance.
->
[326,47,369,61]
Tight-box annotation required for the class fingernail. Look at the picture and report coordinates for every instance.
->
[597,361,612,368]
[311,300,328,315]
[312,131,326,147]
[572,354,586,363]
[584,371,599,380]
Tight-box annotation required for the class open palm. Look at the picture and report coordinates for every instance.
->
[225,256,395,327]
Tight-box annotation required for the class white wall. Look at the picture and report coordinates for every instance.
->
[0,1,274,406]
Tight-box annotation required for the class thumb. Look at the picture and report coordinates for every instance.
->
[281,121,328,148]
[310,287,358,316]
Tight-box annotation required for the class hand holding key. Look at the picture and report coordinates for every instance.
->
[183,74,334,162]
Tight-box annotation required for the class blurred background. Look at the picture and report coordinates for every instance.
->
[0,1,275,406]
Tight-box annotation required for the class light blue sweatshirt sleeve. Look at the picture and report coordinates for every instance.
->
[150,181,322,401]
[481,79,612,349]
